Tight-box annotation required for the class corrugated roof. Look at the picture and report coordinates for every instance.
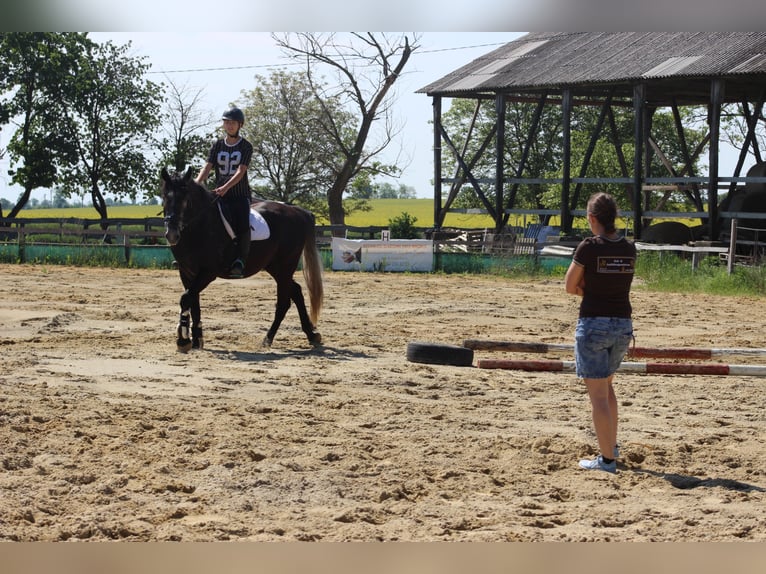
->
[418,32,766,104]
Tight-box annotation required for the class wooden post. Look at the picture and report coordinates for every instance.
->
[728,218,737,275]
[123,228,131,265]
[495,92,506,234]
[561,88,572,232]
[709,78,724,241]
[632,84,645,239]
[432,96,442,231]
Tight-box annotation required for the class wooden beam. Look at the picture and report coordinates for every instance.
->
[561,88,573,232]
[709,79,724,239]
[633,84,645,239]
[503,92,548,228]
[432,96,442,229]
[439,125,498,221]
[495,93,506,233]
[571,91,613,211]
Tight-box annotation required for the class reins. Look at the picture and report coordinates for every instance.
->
[163,181,220,233]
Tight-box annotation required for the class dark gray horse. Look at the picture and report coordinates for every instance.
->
[160,167,323,352]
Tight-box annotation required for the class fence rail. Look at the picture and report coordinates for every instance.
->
[2,216,763,272]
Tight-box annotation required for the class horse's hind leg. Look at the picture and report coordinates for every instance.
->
[289,280,321,346]
[262,279,321,347]
[262,282,292,348]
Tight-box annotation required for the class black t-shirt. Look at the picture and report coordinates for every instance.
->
[206,137,253,200]
[572,235,636,319]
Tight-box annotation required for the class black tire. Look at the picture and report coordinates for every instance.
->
[406,341,474,367]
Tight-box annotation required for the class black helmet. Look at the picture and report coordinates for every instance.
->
[222,107,245,124]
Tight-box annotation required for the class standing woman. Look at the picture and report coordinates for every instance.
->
[565,192,636,473]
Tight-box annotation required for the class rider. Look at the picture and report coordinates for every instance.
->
[195,106,253,278]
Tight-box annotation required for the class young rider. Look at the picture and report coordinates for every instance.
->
[195,106,253,278]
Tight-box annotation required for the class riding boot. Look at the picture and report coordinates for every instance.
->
[239,229,250,261]
[229,230,250,278]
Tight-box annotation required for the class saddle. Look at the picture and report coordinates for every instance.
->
[217,203,271,241]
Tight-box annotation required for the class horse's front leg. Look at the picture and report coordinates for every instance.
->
[177,289,203,352]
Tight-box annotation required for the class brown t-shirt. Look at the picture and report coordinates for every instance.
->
[572,235,636,319]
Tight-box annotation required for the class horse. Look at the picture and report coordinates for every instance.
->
[160,166,323,352]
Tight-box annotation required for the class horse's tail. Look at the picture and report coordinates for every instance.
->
[302,218,324,326]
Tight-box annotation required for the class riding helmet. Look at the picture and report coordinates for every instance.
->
[222,107,245,124]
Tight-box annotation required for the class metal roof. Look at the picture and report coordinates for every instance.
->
[418,32,766,104]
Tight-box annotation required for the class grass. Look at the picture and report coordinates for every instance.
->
[13,204,162,220]
[12,200,525,229]
[14,199,691,232]
[634,251,766,297]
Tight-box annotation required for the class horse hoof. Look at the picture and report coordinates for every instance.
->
[262,336,273,348]
[310,332,322,346]
[177,339,193,353]
[192,338,204,350]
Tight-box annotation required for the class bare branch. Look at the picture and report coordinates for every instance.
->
[272,32,420,227]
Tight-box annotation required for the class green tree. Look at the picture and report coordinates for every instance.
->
[388,211,419,238]
[274,33,419,232]
[346,172,374,199]
[441,97,707,221]
[710,102,765,176]
[49,38,163,224]
[440,97,564,213]
[240,69,348,212]
[0,33,92,219]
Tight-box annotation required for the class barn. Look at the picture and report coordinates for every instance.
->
[418,32,766,241]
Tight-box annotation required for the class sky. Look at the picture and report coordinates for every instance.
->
[1,0,763,204]
[0,32,525,202]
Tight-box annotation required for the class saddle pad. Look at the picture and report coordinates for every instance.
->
[217,203,271,241]
[249,209,271,241]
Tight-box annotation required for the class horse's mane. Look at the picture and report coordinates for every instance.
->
[169,168,216,206]
[188,178,216,204]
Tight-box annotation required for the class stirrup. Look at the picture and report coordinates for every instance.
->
[229,259,244,278]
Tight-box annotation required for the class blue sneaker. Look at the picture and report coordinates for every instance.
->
[578,455,617,474]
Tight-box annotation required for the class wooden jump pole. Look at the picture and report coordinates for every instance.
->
[476,358,766,377]
[463,339,766,360]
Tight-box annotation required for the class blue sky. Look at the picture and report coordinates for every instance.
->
[0,29,753,202]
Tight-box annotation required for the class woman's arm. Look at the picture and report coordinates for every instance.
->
[564,260,585,297]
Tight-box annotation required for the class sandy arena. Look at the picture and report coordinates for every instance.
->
[0,263,764,541]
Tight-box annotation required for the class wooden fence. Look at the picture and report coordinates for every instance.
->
[0,217,558,258]
[2,216,762,272]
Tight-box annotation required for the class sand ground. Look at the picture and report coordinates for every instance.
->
[0,264,764,541]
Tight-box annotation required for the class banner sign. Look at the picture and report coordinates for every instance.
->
[331,238,434,272]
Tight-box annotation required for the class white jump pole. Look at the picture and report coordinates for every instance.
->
[463,339,766,360]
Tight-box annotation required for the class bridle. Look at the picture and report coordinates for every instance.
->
[163,179,219,234]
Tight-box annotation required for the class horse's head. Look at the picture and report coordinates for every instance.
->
[160,166,205,246]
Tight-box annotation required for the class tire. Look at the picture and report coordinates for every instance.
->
[406,341,474,367]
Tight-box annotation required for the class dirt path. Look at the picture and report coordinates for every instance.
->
[0,264,764,541]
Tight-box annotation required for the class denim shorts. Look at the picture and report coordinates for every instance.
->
[574,317,633,379]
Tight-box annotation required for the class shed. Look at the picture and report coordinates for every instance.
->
[418,32,766,240]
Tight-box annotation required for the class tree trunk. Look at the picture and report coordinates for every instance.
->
[5,185,34,219]
[90,183,112,242]
[328,186,345,237]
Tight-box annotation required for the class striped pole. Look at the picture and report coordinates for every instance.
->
[476,358,766,377]
[463,339,766,360]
